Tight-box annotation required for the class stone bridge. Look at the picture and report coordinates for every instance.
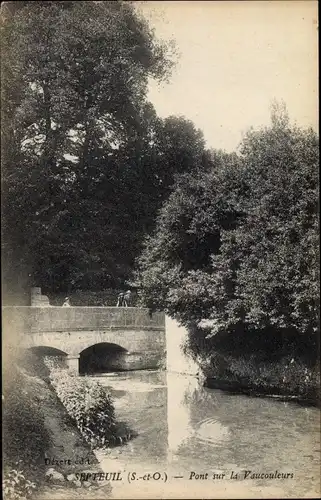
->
[2,307,166,374]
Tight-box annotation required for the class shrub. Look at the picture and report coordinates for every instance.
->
[45,358,118,448]
[3,469,37,500]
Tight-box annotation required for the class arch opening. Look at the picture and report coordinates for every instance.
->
[28,346,68,357]
[79,343,128,375]
[22,346,68,376]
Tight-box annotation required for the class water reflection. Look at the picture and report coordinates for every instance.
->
[94,370,320,499]
[195,417,230,445]
[167,373,198,455]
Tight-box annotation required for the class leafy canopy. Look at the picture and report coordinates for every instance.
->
[137,104,319,338]
[2,1,207,296]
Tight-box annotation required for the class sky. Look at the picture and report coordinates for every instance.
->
[137,1,318,152]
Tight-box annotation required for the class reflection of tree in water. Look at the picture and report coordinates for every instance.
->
[110,378,168,462]
[169,374,320,489]
[180,376,318,467]
[183,383,217,408]
[181,382,232,434]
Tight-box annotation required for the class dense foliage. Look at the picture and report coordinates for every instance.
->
[137,106,319,344]
[1,0,207,298]
[45,358,124,448]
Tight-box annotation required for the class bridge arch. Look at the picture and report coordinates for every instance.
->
[23,346,68,374]
[28,346,68,358]
[79,342,128,375]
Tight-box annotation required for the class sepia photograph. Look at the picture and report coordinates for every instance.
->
[1,1,320,499]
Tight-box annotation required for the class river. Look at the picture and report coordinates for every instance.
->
[93,370,320,499]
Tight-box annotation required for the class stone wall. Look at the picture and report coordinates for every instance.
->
[30,287,50,307]
[165,316,198,376]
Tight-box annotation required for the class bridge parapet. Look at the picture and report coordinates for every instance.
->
[2,306,165,334]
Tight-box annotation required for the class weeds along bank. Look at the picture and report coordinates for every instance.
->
[2,352,131,500]
[44,357,133,447]
[186,327,321,405]
[200,351,320,404]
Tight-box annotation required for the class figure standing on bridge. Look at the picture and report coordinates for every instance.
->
[123,290,132,307]
[62,297,71,307]
[116,292,124,307]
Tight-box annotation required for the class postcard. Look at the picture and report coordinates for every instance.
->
[2,1,320,499]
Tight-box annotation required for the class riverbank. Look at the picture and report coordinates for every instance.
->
[3,352,112,500]
[181,324,320,407]
[200,351,320,407]
[34,373,112,499]
[203,376,320,406]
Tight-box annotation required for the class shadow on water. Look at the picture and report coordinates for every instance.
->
[110,420,138,447]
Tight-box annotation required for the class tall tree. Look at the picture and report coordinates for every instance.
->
[1,0,177,296]
[137,105,319,341]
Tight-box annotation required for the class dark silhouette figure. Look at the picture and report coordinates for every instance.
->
[116,292,124,307]
[123,290,132,307]
[62,297,71,307]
